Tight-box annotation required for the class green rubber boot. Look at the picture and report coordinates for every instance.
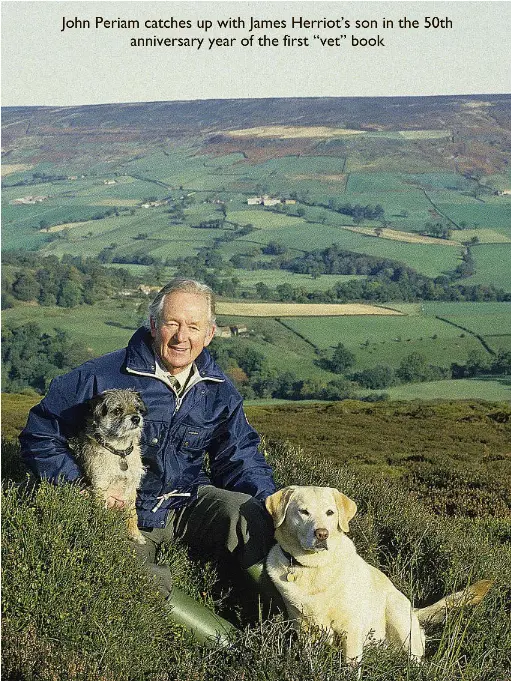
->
[245,560,286,618]
[150,564,236,646]
[167,584,237,646]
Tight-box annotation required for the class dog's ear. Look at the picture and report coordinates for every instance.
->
[265,487,296,528]
[134,391,147,415]
[87,393,107,422]
[333,489,357,533]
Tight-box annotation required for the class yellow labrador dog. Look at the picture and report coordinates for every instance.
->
[265,486,491,663]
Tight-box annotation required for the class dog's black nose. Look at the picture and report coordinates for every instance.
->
[131,415,141,425]
[315,528,329,541]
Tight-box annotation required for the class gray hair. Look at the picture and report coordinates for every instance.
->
[148,279,216,327]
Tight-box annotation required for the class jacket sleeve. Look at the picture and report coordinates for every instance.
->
[19,368,97,484]
[207,398,276,502]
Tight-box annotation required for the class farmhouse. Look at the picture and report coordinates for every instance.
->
[215,326,232,338]
[141,200,167,208]
[215,325,249,338]
[138,284,160,296]
[247,195,295,206]
[10,195,47,205]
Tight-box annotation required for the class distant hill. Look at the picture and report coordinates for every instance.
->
[3,94,511,131]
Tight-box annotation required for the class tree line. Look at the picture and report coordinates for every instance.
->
[165,243,510,304]
[326,200,385,223]
[2,252,139,310]
[1,323,93,394]
[208,338,510,402]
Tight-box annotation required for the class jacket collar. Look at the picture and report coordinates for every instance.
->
[124,327,225,380]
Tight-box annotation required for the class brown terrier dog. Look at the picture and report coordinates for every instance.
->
[71,389,147,544]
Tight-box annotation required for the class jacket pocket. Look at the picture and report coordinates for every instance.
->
[174,424,213,453]
[140,421,168,452]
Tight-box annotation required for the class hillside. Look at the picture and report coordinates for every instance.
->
[2,396,511,680]
[2,95,511,402]
[246,399,511,518]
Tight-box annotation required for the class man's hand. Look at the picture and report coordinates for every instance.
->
[106,495,127,510]
[79,487,126,510]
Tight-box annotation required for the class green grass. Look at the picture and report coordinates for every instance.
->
[4,297,507,389]
[279,314,485,369]
[467,244,511,290]
[422,302,511,317]
[227,209,305,229]
[2,300,142,356]
[346,172,416,193]
[442,313,511,338]
[226,223,462,278]
[382,377,511,402]
[3,146,508,292]
[234,269,367,292]
[213,317,333,381]
[436,197,511,233]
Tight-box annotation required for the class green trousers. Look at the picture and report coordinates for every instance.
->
[134,486,278,642]
[137,485,275,572]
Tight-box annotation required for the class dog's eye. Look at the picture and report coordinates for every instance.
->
[299,508,310,516]
[326,510,335,516]
[114,407,123,415]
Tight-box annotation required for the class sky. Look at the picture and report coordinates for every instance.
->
[1,1,510,107]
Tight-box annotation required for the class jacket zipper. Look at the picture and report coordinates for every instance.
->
[173,375,222,413]
[125,366,224,415]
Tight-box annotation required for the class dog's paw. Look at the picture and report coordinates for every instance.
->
[130,532,147,545]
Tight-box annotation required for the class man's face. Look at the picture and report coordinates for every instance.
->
[150,291,216,375]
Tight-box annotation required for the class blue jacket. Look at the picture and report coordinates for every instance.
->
[20,327,276,528]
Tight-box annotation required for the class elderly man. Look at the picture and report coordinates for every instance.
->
[20,279,278,643]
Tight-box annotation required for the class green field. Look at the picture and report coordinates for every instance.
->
[40,213,226,261]
[4,296,509,390]
[436,196,511,233]
[467,244,511,291]
[2,300,142,356]
[381,377,511,401]
[227,209,304,229]
[424,301,511,339]
[279,314,483,369]
[277,302,511,370]
[231,270,367,292]
[3,100,511,403]
[2,143,500,285]
[225,223,462,277]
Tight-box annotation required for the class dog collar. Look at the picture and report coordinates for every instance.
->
[281,548,306,581]
[89,434,134,470]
